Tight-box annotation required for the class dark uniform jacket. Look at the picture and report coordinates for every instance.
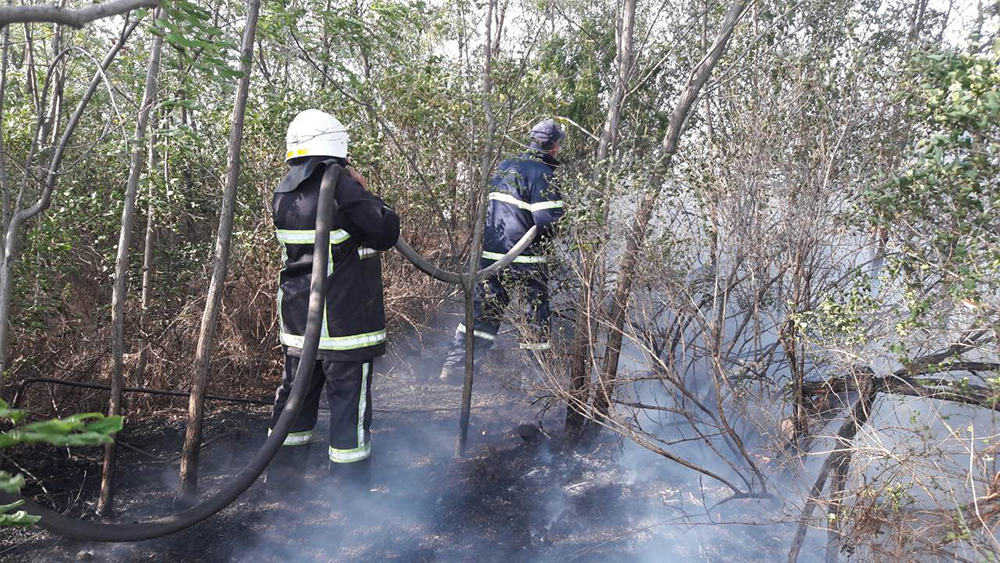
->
[273,156,400,361]
[482,150,564,274]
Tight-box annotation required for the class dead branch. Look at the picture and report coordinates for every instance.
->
[802,362,1000,413]
[788,372,878,563]
[0,0,158,29]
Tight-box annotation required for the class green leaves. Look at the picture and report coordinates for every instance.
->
[0,413,124,449]
[0,398,123,449]
[0,399,26,425]
[152,0,243,82]
[795,270,880,345]
[0,500,40,527]
[0,472,25,495]
[862,46,1000,318]
[0,398,122,527]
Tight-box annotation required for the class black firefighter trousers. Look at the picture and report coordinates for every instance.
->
[265,355,373,495]
[442,264,551,375]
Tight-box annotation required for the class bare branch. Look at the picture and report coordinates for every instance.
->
[0,0,158,29]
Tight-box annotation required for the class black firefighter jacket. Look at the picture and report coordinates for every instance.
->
[273,156,400,361]
[482,149,565,275]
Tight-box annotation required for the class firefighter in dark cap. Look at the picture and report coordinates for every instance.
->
[439,119,566,383]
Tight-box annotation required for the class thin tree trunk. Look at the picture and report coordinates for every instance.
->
[825,447,851,563]
[0,16,142,376]
[320,0,331,89]
[566,0,637,436]
[177,0,261,500]
[788,370,876,563]
[133,110,158,390]
[0,26,11,241]
[97,11,163,516]
[907,0,929,43]
[23,25,39,115]
[46,5,67,147]
[456,0,496,457]
[587,0,748,436]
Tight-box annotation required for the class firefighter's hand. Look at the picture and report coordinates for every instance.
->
[347,166,369,191]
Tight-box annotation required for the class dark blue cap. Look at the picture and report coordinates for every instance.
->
[528,119,565,151]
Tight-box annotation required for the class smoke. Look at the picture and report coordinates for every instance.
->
[10,312,992,563]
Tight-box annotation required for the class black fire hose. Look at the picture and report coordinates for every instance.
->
[10,378,272,409]
[394,226,538,286]
[0,165,343,542]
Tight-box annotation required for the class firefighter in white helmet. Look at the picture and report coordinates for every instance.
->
[265,109,399,499]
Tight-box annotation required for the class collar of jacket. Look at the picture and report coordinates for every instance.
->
[275,155,342,193]
[521,148,561,170]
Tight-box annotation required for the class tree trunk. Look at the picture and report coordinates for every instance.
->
[133,110,158,390]
[586,0,748,438]
[788,370,876,563]
[177,0,261,501]
[97,10,163,516]
[0,16,142,376]
[456,0,496,457]
[907,0,929,43]
[566,0,637,436]
[0,26,11,243]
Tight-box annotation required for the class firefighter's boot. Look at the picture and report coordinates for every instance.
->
[263,443,310,502]
[327,457,372,516]
[329,457,371,494]
[439,346,488,385]
[438,354,465,385]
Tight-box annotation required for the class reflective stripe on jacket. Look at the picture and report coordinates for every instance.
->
[482,150,564,270]
[273,157,400,361]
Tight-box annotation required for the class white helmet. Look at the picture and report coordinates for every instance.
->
[285,109,349,161]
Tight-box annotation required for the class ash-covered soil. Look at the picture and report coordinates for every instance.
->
[0,349,797,563]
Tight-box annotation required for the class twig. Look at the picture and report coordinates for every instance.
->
[0,530,46,558]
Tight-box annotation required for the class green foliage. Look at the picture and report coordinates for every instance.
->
[0,413,123,449]
[0,399,122,527]
[150,0,242,82]
[793,271,880,345]
[0,500,40,527]
[536,10,615,134]
[883,481,915,513]
[0,398,123,450]
[863,45,1000,316]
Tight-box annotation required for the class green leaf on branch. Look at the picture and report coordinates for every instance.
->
[0,501,40,527]
[0,412,123,449]
[0,399,26,424]
[0,472,25,494]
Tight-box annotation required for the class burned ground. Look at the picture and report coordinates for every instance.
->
[0,348,802,563]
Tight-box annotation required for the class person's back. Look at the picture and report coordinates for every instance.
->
[266,109,399,503]
[482,150,564,270]
[439,119,566,383]
[273,157,397,356]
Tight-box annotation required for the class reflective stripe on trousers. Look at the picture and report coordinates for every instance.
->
[330,362,371,463]
[268,427,314,446]
[269,357,374,467]
[457,322,497,341]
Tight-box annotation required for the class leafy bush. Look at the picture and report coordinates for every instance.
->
[0,399,122,527]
